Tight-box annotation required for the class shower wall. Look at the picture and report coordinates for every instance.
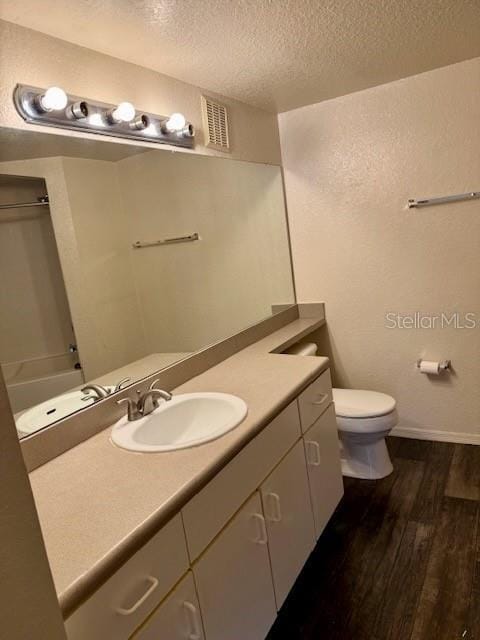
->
[0,174,81,410]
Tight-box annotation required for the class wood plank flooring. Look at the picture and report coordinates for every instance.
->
[266,437,480,640]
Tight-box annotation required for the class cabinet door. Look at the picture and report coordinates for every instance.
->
[133,572,204,640]
[304,403,344,539]
[260,441,316,608]
[193,492,276,640]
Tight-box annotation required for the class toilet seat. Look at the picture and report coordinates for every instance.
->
[333,388,396,418]
[335,410,398,434]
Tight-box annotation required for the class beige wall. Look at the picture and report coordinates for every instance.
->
[60,157,149,378]
[280,57,480,443]
[118,151,295,351]
[0,370,67,639]
[0,20,281,165]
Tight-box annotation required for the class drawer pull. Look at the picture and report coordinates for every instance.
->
[312,393,329,406]
[116,576,159,616]
[306,440,321,466]
[251,513,268,545]
[183,601,202,640]
[265,492,282,522]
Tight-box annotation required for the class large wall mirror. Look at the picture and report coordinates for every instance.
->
[0,128,295,439]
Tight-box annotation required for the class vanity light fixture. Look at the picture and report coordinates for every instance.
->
[68,100,89,120]
[130,114,151,131]
[106,101,136,124]
[34,86,68,113]
[13,84,195,149]
[161,112,186,133]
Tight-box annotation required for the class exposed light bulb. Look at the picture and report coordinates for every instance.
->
[143,123,159,136]
[88,113,106,127]
[110,101,136,123]
[38,86,68,112]
[163,112,186,133]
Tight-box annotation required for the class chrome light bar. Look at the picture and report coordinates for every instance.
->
[13,84,195,149]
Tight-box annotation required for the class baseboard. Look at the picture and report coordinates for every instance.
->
[391,426,480,446]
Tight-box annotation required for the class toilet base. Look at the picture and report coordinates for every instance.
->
[340,436,393,480]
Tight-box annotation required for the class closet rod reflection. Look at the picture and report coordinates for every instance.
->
[0,198,49,211]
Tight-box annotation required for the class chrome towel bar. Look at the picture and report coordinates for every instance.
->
[408,191,480,209]
[132,232,200,249]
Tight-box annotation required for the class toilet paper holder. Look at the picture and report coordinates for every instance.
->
[416,359,451,372]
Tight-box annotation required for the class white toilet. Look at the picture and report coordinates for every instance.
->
[285,341,397,480]
[333,388,397,480]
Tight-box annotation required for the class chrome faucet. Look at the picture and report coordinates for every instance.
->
[117,379,173,421]
[82,378,131,402]
[81,384,110,400]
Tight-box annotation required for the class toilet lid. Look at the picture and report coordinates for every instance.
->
[333,388,396,418]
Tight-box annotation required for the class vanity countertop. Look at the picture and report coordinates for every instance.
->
[29,316,328,618]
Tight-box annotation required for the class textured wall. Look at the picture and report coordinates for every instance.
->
[0,370,67,639]
[60,157,149,379]
[0,20,281,165]
[280,57,480,442]
[117,151,294,351]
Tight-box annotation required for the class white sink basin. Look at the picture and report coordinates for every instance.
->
[111,392,248,452]
[17,386,115,434]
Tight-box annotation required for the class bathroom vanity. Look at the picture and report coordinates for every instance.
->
[1,122,343,639]
[28,314,344,640]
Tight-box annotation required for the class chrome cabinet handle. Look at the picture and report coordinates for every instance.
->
[183,601,202,640]
[265,492,282,522]
[251,513,268,545]
[306,440,321,466]
[116,576,159,616]
[312,393,329,406]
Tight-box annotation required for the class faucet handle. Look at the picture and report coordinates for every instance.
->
[117,397,142,422]
[149,380,172,401]
[114,377,131,392]
[149,378,161,391]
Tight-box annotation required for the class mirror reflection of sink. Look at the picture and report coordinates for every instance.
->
[16,387,115,434]
[111,392,248,453]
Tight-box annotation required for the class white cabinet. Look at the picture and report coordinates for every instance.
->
[182,401,301,561]
[66,368,340,640]
[303,403,344,539]
[260,441,316,608]
[133,572,204,640]
[193,492,277,640]
[65,515,189,640]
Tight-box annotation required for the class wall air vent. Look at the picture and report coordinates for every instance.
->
[201,95,230,152]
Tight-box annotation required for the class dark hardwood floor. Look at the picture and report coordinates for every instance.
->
[267,437,480,640]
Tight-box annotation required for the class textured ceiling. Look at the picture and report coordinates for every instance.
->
[2,0,480,113]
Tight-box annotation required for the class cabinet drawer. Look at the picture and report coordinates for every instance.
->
[303,404,344,538]
[132,572,204,640]
[182,400,301,562]
[65,515,189,640]
[297,369,332,433]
